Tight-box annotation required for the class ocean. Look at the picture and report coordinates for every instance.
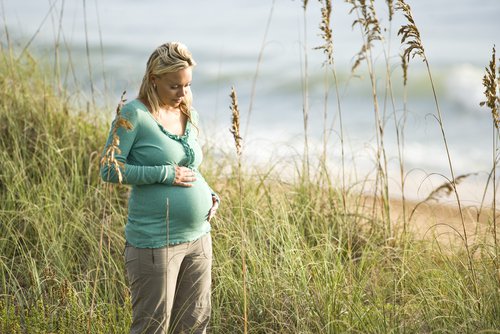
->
[3,0,500,204]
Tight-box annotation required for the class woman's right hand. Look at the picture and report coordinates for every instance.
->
[172,166,196,187]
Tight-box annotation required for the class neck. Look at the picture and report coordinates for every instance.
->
[159,106,180,114]
[139,97,183,115]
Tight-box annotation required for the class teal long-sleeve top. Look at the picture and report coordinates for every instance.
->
[100,99,218,247]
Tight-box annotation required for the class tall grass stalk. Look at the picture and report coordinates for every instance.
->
[1,0,14,77]
[50,0,64,96]
[315,0,348,211]
[379,1,411,327]
[314,0,333,168]
[17,1,57,61]
[49,0,83,110]
[348,0,392,239]
[399,53,410,235]
[82,0,96,111]
[480,45,500,280]
[314,5,358,328]
[229,86,247,334]
[94,0,109,107]
[396,0,479,306]
[382,0,409,235]
[299,0,310,182]
[243,0,275,139]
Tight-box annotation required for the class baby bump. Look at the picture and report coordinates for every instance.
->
[129,177,212,225]
[166,177,213,225]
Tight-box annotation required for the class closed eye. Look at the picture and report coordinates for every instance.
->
[171,83,191,89]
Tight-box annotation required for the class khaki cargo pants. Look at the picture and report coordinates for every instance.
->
[125,233,212,334]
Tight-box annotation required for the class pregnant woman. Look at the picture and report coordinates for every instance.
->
[100,42,219,334]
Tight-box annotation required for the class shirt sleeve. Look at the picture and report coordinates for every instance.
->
[100,104,176,185]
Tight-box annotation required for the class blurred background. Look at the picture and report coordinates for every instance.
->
[2,0,500,203]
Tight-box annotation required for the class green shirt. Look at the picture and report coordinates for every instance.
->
[100,99,217,247]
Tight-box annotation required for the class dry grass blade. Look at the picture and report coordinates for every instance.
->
[425,173,475,203]
[347,0,382,73]
[409,173,475,221]
[396,0,425,63]
[230,86,242,156]
[479,45,500,285]
[229,85,247,332]
[100,91,131,184]
[314,0,333,65]
[480,46,500,129]
[386,0,394,21]
[401,52,409,86]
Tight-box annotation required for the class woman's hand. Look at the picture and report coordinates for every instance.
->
[208,195,219,221]
[173,166,196,187]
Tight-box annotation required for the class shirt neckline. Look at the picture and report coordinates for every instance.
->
[134,99,191,139]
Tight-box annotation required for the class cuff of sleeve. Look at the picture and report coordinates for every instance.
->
[162,165,176,185]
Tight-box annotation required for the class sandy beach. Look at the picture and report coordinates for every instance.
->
[388,197,495,250]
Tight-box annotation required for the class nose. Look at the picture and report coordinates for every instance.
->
[178,87,187,97]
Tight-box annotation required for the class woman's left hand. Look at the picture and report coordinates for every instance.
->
[208,195,219,221]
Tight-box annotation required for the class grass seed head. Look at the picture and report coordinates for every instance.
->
[386,0,394,21]
[100,91,131,184]
[229,86,242,156]
[348,0,382,73]
[401,53,409,86]
[314,0,334,65]
[479,46,500,129]
[425,173,475,203]
[396,0,426,63]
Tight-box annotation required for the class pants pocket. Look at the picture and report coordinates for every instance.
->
[200,234,212,260]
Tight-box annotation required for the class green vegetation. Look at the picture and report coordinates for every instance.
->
[1,1,500,333]
[1,49,499,334]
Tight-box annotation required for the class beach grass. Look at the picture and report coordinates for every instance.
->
[0,52,499,334]
[1,4,500,334]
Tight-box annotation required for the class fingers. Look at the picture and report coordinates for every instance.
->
[208,207,217,221]
[208,196,219,221]
[211,197,219,210]
[173,166,197,187]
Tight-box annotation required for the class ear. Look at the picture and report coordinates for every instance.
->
[150,74,156,85]
[150,75,158,89]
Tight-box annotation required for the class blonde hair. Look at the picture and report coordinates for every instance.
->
[138,42,197,120]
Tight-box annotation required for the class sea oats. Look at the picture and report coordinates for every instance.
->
[409,174,475,221]
[229,86,242,156]
[100,91,131,183]
[425,174,475,203]
[401,53,408,86]
[347,0,382,73]
[480,46,500,129]
[314,0,333,65]
[396,0,425,63]
[386,0,394,21]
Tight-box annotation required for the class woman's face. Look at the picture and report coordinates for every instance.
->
[153,67,192,109]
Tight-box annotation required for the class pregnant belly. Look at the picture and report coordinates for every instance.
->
[129,177,213,228]
[166,178,213,225]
